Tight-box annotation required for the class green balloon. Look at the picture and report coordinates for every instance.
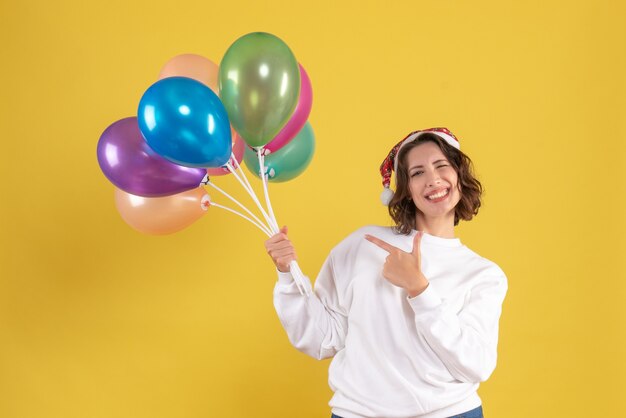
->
[244,122,315,183]
[219,32,300,148]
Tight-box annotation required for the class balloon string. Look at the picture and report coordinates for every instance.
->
[289,261,311,296]
[207,156,308,296]
[210,202,271,237]
[228,156,306,296]
[225,156,255,197]
[258,152,279,232]
[257,150,309,296]
[203,180,272,237]
[230,156,257,211]
[232,154,280,231]
[225,161,270,223]
[225,162,277,233]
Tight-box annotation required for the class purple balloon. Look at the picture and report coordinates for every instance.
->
[262,63,313,155]
[97,117,206,197]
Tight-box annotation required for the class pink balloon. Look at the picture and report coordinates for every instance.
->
[262,63,312,155]
[206,131,245,176]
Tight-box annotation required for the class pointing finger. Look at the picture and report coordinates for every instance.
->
[364,234,398,254]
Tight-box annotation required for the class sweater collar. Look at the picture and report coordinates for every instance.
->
[412,230,462,248]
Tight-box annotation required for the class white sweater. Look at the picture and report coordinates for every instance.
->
[273,226,507,418]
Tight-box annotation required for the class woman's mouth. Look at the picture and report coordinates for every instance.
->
[425,188,449,202]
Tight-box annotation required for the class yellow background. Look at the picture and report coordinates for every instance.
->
[1,1,624,417]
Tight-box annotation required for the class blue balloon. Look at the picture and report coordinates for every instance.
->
[137,77,232,168]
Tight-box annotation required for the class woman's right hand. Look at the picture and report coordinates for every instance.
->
[264,226,297,273]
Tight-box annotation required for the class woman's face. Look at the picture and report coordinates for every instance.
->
[405,141,461,221]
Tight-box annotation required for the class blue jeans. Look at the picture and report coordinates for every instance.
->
[331,406,483,418]
[448,406,484,418]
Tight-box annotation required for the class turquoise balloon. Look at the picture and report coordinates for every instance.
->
[219,32,300,148]
[138,77,232,168]
[244,122,315,182]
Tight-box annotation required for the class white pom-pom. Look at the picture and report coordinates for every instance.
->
[380,187,394,205]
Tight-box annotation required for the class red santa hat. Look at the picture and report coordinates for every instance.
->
[379,127,461,205]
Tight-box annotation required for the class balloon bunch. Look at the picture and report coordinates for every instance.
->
[97,33,315,294]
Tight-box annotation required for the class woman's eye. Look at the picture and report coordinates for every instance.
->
[411,171,423,177]
[436,164,448,169]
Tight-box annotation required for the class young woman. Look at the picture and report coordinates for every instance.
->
[265,128,507,418]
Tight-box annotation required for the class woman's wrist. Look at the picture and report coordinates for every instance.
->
[406,275,429,298]
[277,264,291,273]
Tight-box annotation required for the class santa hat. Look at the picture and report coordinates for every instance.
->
[379,127,461,205]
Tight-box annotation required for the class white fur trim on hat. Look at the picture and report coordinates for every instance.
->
[392,130,460,174]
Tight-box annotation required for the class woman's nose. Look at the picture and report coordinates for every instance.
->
[426,171,441,187]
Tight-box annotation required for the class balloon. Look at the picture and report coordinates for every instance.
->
[158,54,219,93]
[97,117,206,197]
[219,32,300,148]
[207,131,245,176]
[114,187,210,235]
[263,63,312,155]
[244,122,315,183]
[137,76,232,168]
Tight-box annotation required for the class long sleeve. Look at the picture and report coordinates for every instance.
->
[271,227,508,418]
[408,268,508,383]
[273,254,349,360]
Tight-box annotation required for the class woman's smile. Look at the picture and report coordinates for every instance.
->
[424,187,450,202]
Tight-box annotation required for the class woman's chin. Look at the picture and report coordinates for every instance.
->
[416,207,457,221]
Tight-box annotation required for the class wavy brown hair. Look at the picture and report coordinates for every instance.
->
[388,133,483,234]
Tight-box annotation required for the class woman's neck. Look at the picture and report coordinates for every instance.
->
[415,213,456,238]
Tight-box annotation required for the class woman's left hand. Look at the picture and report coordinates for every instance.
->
[364,231,429,297]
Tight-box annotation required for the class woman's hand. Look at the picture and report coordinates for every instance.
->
[364,231,429,297]
[264,226,297,273]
